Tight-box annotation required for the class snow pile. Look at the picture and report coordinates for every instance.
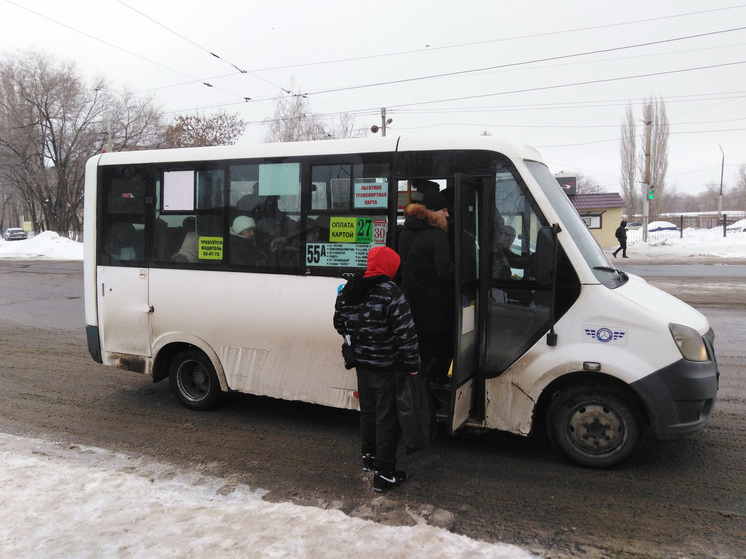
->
[0,231,83,260]
[0,433,537,559]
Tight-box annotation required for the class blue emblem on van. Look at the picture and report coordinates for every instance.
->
[583,326,627,344]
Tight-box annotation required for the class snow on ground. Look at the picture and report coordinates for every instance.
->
[0,433,537,559]
[624,228,746,261]
[1,227,744,558]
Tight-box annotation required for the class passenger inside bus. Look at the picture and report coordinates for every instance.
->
[104,221,141,262]
[229,215,268,267]
[490,221,535,305]
[174,232,199,263]
[492,224,516,281]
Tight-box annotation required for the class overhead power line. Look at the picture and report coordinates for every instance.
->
[116,0,289,95]
[238,4,746,73]
[301,27,746,98]
[1,0,255,103]
[382,60,746,110]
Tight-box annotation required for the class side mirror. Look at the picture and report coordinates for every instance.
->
[536,225,556,288]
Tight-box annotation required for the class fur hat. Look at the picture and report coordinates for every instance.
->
[423,191,448,212]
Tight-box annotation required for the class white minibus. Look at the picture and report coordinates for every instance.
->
[83,136,718,467]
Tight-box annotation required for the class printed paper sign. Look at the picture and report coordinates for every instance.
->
[354,180,388,208]
[198,237,223,260]
[305,243,371,267]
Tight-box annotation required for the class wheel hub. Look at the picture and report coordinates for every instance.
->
[179,360,209,400]
[568,404,625,454]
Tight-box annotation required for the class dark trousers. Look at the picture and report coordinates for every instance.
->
[419,329,453,383]
[613,240,627,257]
[356,367,399,472]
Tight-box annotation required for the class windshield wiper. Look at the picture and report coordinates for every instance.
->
[593,266,629,283]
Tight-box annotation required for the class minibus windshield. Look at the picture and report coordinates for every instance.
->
[525,160,626,288]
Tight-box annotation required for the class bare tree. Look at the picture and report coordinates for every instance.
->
[619,98,670,215]
[159,111,246,148]
[575,171,605,194]
[264,81,365,142]
[105,87,164,151]
[729,164,746,210]
[643,97,670,215]
[0,50,163,236]
[619,104,638,212]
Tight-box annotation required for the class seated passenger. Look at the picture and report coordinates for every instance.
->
[230,215,268,267]
[174,232,199,263]
[105,222,139,262]
[492,225,517,281]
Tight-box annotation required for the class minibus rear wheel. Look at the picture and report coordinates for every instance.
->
[546,384,642,468]
[169,348,224,411]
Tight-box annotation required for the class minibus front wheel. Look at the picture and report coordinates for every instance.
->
[169,348,225,411]
[546,384,643,468]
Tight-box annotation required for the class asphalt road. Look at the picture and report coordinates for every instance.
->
[0,260,744,559]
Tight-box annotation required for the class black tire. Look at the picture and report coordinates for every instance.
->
[168,348,224,411]
[546,383,642,468]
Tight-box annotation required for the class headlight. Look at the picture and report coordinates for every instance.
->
[669,323,708,362]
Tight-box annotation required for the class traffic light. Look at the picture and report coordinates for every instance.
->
[648,185,655,200]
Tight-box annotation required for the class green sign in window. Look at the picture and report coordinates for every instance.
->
[329,217,373,243]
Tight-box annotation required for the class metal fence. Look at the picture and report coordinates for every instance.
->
[625,213,746,240]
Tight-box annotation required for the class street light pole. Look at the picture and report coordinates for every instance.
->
[718,144,724,216]
[370,108,393,137]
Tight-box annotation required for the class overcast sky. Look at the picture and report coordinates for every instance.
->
[1,0,745,197]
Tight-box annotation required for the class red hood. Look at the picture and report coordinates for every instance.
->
[363,246,400,279]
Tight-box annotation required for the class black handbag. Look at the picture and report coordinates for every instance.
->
[396,371,434,454]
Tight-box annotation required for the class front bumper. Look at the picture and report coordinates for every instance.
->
[630,329,718,440]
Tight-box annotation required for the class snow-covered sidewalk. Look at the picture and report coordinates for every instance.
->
[0,433,537,558]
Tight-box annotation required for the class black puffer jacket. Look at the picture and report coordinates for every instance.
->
[333,275,420,372]
[397,203,455,333]
[615,220,628,242]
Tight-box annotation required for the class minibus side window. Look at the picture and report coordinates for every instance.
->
[227,162,301,272]
[100,166,148,267]
[305,163,390,276]
[153,168,225,267]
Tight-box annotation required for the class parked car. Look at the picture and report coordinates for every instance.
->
[725,219,746,232]
[647,221,678,233]
[2,228,28,241]
[626,222,642,230]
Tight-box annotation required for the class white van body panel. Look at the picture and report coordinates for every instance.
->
[483,277,705,435]
[615,273,710,334]
[146,270,358,410]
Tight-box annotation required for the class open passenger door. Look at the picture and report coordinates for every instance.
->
[449,174,481,433]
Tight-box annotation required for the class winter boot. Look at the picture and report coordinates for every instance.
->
[373,470,407,492]
[361,453,375,471]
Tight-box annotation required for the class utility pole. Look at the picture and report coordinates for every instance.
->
[718,144,724,217]
[370,108,393,136]
[642,104,653,243]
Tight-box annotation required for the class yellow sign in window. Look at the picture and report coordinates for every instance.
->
[198,237,223,260]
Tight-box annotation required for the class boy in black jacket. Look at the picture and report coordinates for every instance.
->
[334,246,420,492]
